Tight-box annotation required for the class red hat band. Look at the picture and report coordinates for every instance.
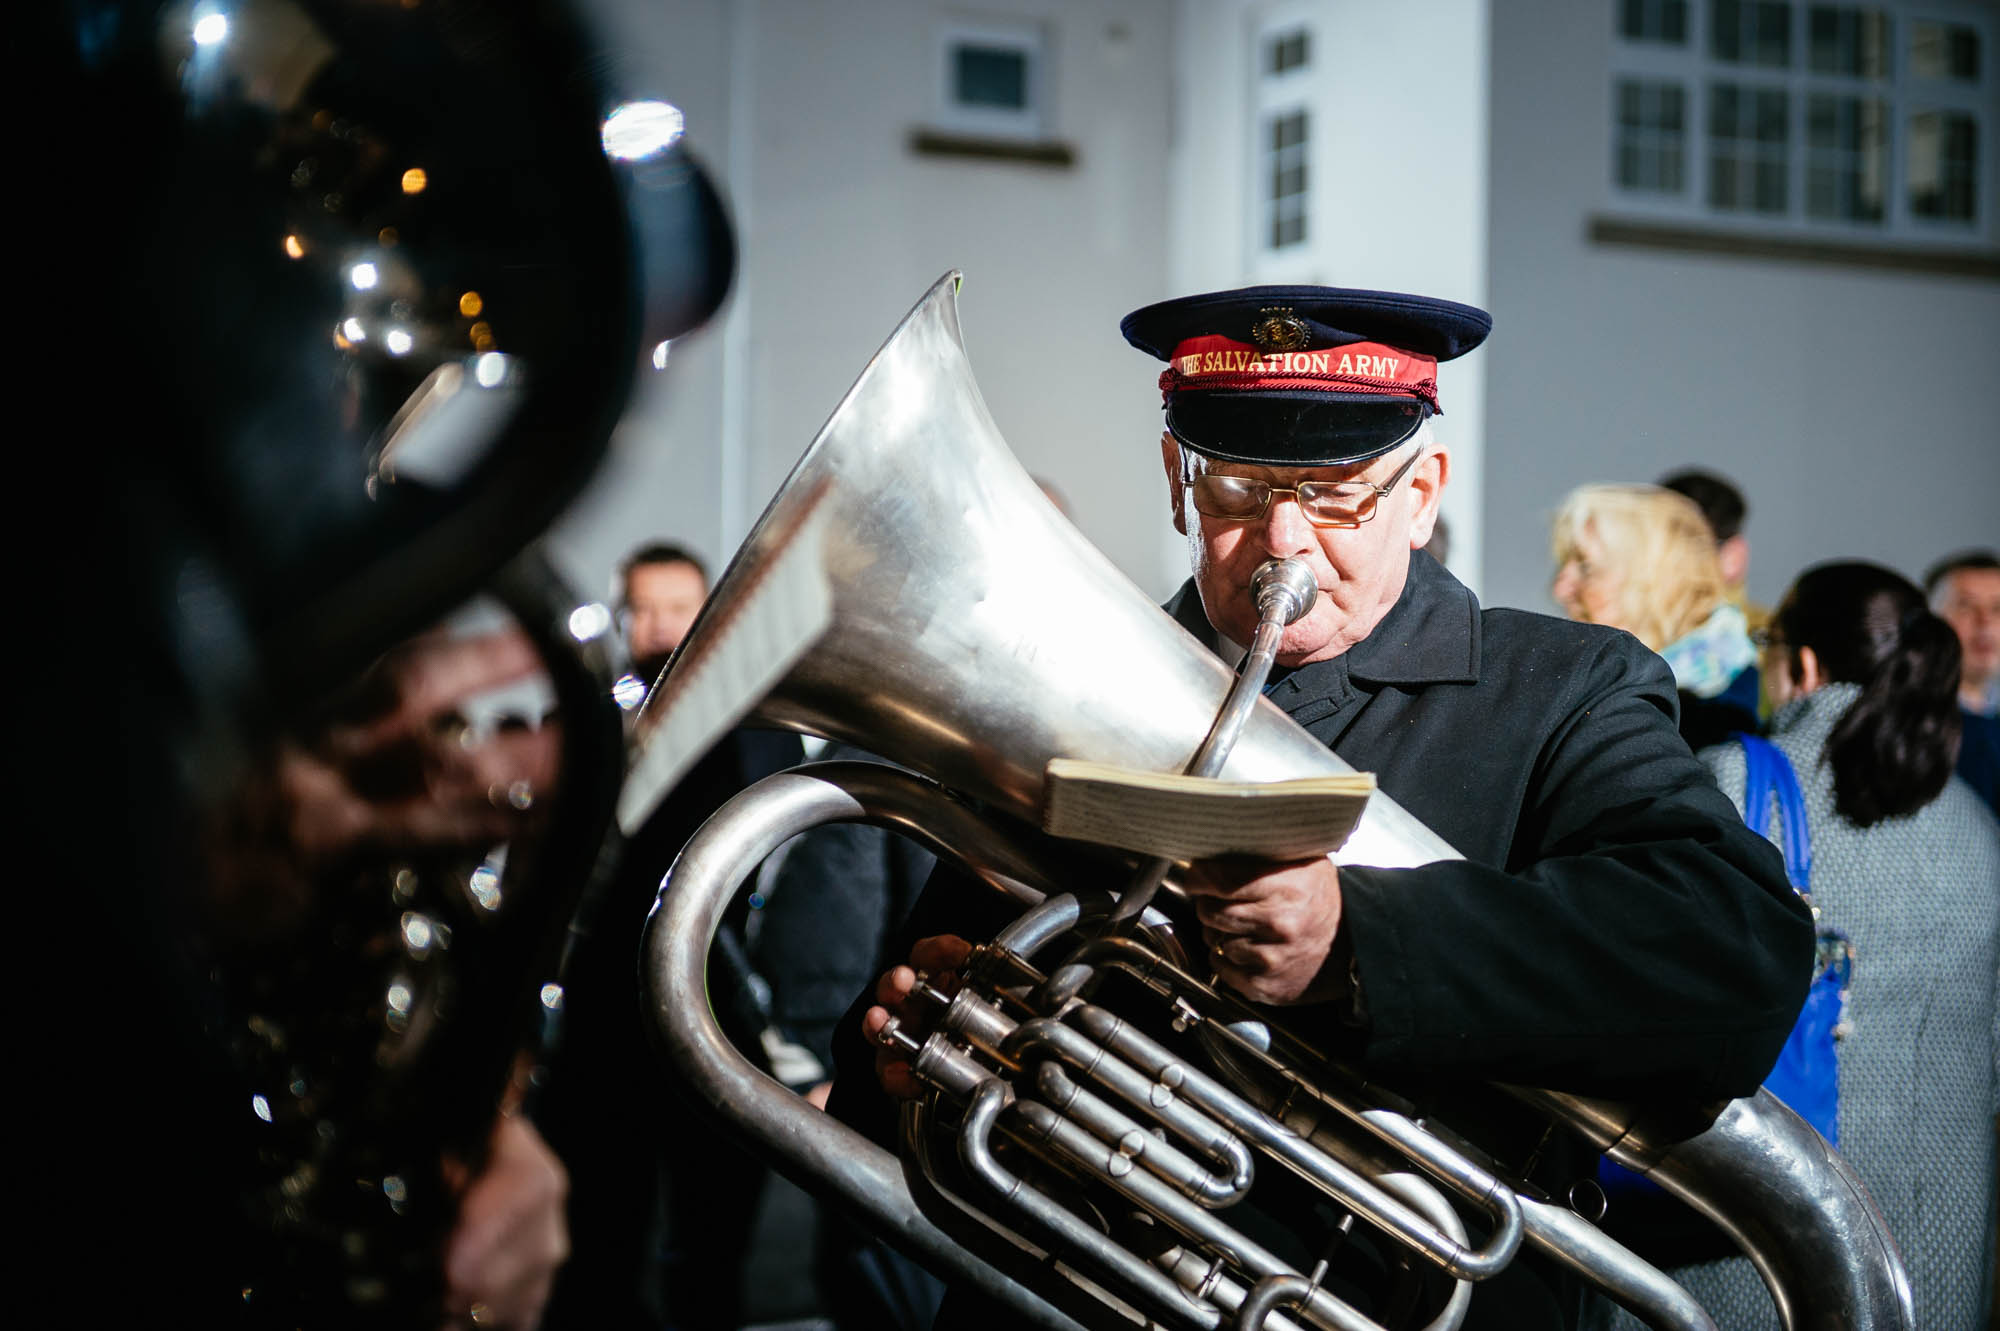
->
[1159,335,1440,413]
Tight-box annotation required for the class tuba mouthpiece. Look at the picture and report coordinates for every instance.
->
[1252,558,1319,627]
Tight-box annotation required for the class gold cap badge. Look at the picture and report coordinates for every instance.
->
[1249,307,1311,354]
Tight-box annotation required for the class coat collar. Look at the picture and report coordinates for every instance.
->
[1343,549,1482,685]
[1166,550,1481,688]
[1768,680,1862,752]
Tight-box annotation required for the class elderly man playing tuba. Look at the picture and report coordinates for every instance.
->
[847,286,1812,1329]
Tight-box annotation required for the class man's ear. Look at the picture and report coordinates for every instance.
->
[1718,533,1750,587]
[1405,445,1450,550]
[1160,432,1187,537]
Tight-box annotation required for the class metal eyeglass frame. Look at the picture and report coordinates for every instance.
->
[1181,441,1426,529]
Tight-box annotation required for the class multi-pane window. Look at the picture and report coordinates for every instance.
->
[1712,0,1793,65]
[1266,28,1310,76]
[1266,110,1310,249]
[1907,15,1982,224]
[1709,82,1790,210]
[1622,0,1691,43]
[1617,79,1689,189]
[1611,0,1991,236]
[1256,20,1311,256]
[1806,93,1888,219]
[1808,5,1891,75]
[1909,110,1979,219]
[1910,20,1980,80]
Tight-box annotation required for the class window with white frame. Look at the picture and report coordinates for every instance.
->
[934,20,1047,140]
[1266,109,1311,248]
[1258,25,1312,251]
[1609,0,1994,240]
[1623,0,1693,44]
[1267,26,1311,76]
[1617,79,1690,191]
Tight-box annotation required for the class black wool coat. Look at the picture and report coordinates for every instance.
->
[1163,549,1811,1104]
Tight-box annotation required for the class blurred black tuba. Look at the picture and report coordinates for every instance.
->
[58,0,730,1321]
[638,273,1913,1331]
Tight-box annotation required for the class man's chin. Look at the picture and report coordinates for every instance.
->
[1201,582,1340,663]
[631,654,673,684]
[1207,607,1340,667]
[1274,631,1344,667]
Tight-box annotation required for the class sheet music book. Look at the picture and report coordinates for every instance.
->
[1041,757,1374,861]
[616,481,836,837]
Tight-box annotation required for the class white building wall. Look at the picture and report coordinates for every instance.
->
[551,0,1181,603]
[1484,0,2000,616]
[546,2,1994,625]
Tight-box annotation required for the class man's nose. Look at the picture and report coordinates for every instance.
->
[1255,490,1316,555]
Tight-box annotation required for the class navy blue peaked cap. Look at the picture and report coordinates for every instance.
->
[1120,285,1492,361]
[1122,285,1493,467]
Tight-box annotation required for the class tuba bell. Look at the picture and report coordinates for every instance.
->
[638,272,1913,1330]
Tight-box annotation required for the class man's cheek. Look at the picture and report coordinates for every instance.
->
[1197,538,1250,590]
[1200,524,1243,565]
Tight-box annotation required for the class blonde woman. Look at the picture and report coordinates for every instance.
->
[1551,484,1760,750]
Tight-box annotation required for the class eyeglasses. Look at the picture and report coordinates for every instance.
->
[1183,445,1424,529]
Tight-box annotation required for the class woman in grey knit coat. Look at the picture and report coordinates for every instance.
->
[1600,561,2000,1330]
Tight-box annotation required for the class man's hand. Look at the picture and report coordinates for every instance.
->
[1183,855,1344,1005]
[862,934,973,1099]
[441,1115,569,1331]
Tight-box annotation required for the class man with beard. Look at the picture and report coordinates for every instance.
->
[619,543,713,689]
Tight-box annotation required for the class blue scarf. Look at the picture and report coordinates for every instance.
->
[1661,602,1757,699]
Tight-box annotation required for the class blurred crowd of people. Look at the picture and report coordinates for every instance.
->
[1545,471,1997,1331]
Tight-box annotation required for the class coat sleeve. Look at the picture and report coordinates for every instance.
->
[1335,634,1813,1102]
[759,818,940,1072]
[759,820,899,1072]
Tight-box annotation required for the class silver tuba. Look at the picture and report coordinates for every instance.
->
[638,273,1913,1330]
